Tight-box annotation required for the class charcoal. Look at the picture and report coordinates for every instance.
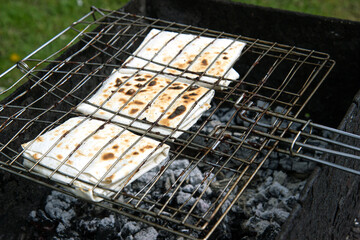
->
[221,199,232,214]
[78,215,119,239]
[157,229,180,240]
[286,180,306,193]
[176,191,195,206]
[272,171,287,185]
[196,199,211,213]
[25,152,316,240]
[255,220,276,236]
[55,222,67,235]
[273,208,290,223]
[257,224,281,240]
[121,221,143,236]
[136,170,158,184]
[268,182,290,198]
[44,191,76,228]
[29,209,50,223]
[204,119,222,132]
[165,176,172,190]
[134,227,158,240]
[170,159,190,170]
[267,197,279,207]
[243,216,267,233]
[182,184,194,193]
[254,191,268,202]
[24,99,323,240]
[189,167,203,185]
[256,100,270,109]
[255,209,272,221]
[262,159,279,170]
[291,160,310,173]
[263,176,273,187]
[219,109,236,123]
[279,157,292,171]
[169,170,176,184]
[283,196,298,209]
[198,182,213,196]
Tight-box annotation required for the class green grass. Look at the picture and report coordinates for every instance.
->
[232,0,360,21]
[0,0,359,96]
[0,0,129,94]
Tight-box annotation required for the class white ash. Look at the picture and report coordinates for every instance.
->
[27,159,215,239]
[44,191,77,228]
[26,100,323,239]
[134,227,158,240]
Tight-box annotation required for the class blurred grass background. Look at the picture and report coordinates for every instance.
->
[233,0,360,21]
[0,0,359,94]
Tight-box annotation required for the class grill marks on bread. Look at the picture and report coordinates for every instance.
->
[21,117,170,202]
[123,29,246,86]
[168,105,186,119]
[95,72,210,127]
[23,117,159,182]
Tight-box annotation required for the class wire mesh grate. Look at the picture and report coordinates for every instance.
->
[0,7,347,239]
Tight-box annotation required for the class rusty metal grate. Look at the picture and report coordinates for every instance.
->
[0,7,358,239]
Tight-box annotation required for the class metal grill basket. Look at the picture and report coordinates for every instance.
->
[0,7,358,239]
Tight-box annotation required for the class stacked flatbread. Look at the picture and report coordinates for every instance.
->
[123,29,246,89]
[22,29,245,202]
[76,70,214,138]
[22,117,170,202]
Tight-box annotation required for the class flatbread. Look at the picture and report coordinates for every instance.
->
[22,117,170,202]
[76,70,214,138]
[123,29,246,89]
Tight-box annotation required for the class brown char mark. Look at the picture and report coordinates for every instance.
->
[36,136,44,142]
[201,59,208,66]
[182,95,190,99]
[188,85,199,91]
[148,80,156,86]
[140,145,153,152]
[126,89,136,95]
[130,108,139,114]
[169,86,183,90]
[168,105,186,119]
[133,100,144,105]
[102,152,115,161]
[115,78,123,87]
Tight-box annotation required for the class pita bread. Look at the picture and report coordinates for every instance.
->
[76,70,214,138]
[22,117,170,202]
[123,29,246,89]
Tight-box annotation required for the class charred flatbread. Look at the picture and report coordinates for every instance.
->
[123,29,246,89]
[76,70,214,138]
[22,117,170,202]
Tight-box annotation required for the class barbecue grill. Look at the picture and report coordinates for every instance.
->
[0,1,359,239]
